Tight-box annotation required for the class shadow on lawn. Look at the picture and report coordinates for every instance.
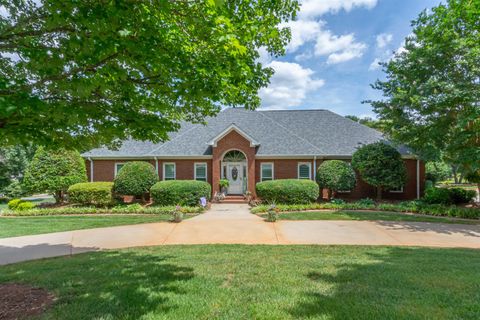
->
[1,250,195,319]
[289,247,480,320]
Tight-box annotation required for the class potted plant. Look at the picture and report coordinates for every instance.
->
[219,179,229,194]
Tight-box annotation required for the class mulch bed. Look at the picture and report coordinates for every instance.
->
[0,283,55,320]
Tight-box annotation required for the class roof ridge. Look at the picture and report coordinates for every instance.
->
[258,111,324,154]
[259,109,327,112]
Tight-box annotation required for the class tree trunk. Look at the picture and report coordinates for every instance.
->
[54,190,63,204]
[452,165,460,184]
[327,189,332,200]
[477,183,480,203]
[376,186,382,201]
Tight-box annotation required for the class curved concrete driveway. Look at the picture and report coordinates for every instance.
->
[1,203,479,265]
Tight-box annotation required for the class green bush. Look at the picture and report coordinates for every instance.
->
[113,162,158,197]
[423,187,476,205]
[316,160,356,196]
[7,198,23,210]
[151,180,211,206]
[256,179,319,204]
[3,180,28,199]
[358,198,375,206]
[68,182,114,207]
[448,187,476,204]
[16,201,36,211]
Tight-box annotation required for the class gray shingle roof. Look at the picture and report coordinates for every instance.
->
[82,108,413,158]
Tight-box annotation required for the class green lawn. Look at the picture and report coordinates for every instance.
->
[1,245,479,319]
[0,215,178,238]
[265,210,480,224]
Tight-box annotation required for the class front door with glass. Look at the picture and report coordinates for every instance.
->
[226,162,244,194]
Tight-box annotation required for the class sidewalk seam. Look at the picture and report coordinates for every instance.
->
[162,223,179,244]
[273,222,280,244]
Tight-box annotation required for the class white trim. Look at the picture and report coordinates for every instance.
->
[194,162,208,181]
[83,154,418,160]
[298,162,312,180]
[163,162,176,180]
[260,162,274,182]
[389,186,404,193]
[416,159,421,199]
[207,124,260,147]
[88,157,94,182]
[337,190,351,193]
[114,162,126,177]
[84,155,212,160]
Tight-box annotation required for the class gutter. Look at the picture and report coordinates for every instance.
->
[313,155,317,181]
[154,156,159,175]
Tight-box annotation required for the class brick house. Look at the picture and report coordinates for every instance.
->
[82,108,425,200]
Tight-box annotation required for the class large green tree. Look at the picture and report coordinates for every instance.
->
[368,0,480,194]
[0,0,298,149]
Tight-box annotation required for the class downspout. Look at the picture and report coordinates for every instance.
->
[88,157,93,182]
[154,157,159,176]
[313,156,317,181]
[416,159,420,199]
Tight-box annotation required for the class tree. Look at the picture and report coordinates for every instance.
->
[113,162,158,201]
[0,144,36,192]
[367,0,480,190]
[344,115,388,133]
[316,160,356,199]
[23,147,87,202]
[0,1,299,149]
[425,161,452,184]
[351,142,407,200]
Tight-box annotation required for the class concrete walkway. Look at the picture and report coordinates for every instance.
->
[1,203,479,265]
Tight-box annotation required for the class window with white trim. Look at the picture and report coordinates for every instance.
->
[298,162,312,180]
[194,163,207,182]
[389,186,404,193]
[163,163,176,180]
[260,163,274,181]
[115,163,125,177]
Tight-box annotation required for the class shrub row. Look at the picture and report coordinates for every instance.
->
[151,180,211,207]
[256,179,319,204]
[1,204,205,216]
[423,187,476,205]
[67,182,114,207]
[250,200,480,220]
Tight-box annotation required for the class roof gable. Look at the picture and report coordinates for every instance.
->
[207,124,260,147]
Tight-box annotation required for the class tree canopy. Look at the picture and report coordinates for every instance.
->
[316,160,356,198]
[367,0,479,182]
[0,0,298,149]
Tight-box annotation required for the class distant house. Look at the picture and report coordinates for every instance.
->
[82,108,425,200]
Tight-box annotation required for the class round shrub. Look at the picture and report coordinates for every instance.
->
[256,179,319,204]
[316,160,356,197]
[150,180,211,206]
[113,162,158,197]
[16,201,36,211]
[68,182,114,207]
[448,187,476,204]
[423,187,451,205]
[7,198,23,210]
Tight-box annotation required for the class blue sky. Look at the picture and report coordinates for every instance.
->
[259,0,443,117]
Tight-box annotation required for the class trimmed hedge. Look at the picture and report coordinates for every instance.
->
[68,182,114,207]
[423,187,476,205]
[6,198,36,211]
[250,201,480,220]
[256,179,319,204]
[7,198,23,210]
[151,180,211,206]
[114,162,158,197]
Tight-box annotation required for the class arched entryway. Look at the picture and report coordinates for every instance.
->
[221,150,247,195]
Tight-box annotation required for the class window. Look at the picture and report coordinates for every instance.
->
[163,163,176,180]
[194,163,207,181]
[389,186,404,193]
[260,163,274,181]
[298,162,312,180]
[115,163,125,177]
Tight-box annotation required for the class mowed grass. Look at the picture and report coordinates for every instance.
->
[0,215,177,238]
[0,245,479,319]
[265,210,480,224]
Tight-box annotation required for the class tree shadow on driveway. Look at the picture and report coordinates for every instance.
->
[374,220,480,237]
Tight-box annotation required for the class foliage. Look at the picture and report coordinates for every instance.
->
[2,205,204,216]
[465,172,480,199]
[23,147,87,203]
[344,115,388,133]
[0,1,299,149]
[316,160,356,197]
[330,198,346,205]
[219,179,230,189]
[113,162,158,197]
[266,210,278,222]
[426,161,452,184]
[7,198,23,210]
[256,179,319,204]
[367,0,480,184]
[171,206,184,223]
[423,187,476,205]
[68,182,114,207]
[0,145,36,190]
[2,180,28,199]
[351,142,407,200]
[250,201,480,220]
[15,201,36,211]
[357,198,375,206]
[150,180,211,206]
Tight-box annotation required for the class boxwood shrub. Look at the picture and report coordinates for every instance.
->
[68,182,114,207]
[256,179,319,204]
[113,162,158,197]
[423,187,476,205]
[151,180,211,206]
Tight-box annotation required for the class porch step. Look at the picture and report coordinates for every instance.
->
[221,195,248,204]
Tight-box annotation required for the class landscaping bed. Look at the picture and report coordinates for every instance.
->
[0,245,479,319]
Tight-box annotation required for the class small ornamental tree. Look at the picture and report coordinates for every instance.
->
[316,160,356,199]
[113,162,158,201]
[351,142,407,200]
[23,147,87,203]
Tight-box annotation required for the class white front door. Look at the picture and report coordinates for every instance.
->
[226,162,244,194]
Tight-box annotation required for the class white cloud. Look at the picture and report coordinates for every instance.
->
[299,0,377,19]
[260,61,325,110]
[369,58,381,70]
[282,19,323,53]
[376,33,393,48]
[315,30,367,64]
